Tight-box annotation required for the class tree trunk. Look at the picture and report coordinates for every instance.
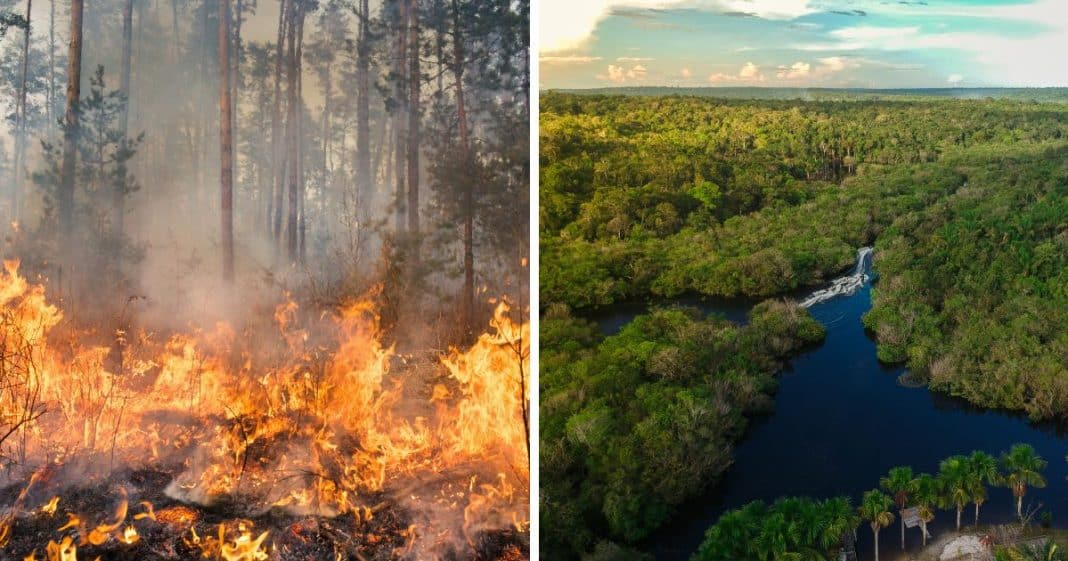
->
[956,506,961,531]
[59,0,84,247]
[921,520,927,547]
[116,0,133,252]
[873,526,879,561]
[284,0,301,262]
[355,0,370,211]
[232,0,242,173]
[406,0,419,234]
[219,0,234,281]
[270,0,289,243]
[48,0,55,140]
[975,502,980,526]
[393,0,407,232]
[13,0,33,221]
[295,7,306,264]
[1017,495,1023,520]
[900,514,905,550]
[452,0,473,336]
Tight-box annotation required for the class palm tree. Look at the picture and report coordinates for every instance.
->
[880,465,915,550]
[819,497,860,553]
[967,450,999,526]
[859,490,895,561]
[940,455,971,531]
[755,512,792,561]
[1002,444,1047,520]
[912,473,940,547]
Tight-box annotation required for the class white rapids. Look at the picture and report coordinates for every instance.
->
[798,247,873,308]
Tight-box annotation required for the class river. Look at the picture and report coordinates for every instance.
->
[591,250,1068,561]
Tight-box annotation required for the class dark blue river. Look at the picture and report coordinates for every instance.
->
[593,262,1068,561]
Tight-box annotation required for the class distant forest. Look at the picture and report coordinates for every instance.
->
[549,86,1068,102]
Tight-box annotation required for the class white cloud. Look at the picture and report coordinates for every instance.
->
[777,61,811,79]
[680,67,693,78]
[830,26,920,42]
[708,61,767,83]
[597,63,648,83]
[817,56,847,72]
[948,74,964,84]
[540,55,604,64]
[541,0,818,53]
[617,56,655,62]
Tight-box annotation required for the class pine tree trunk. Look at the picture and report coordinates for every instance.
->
[452,0,473,336]
[284,0,300,262]
[13,0,33,221]
[295,8,306,264]
[355,0,371,211]
[270,0,288,243]
[406,0,420,234]
[219,0,234,281]
[48,0,55,140]
[232,0,241,173]
[116,0,133,252]
[59,0,84,246]
[393,0,407,232]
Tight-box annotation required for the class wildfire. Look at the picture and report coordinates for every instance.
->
[0,261,529,559]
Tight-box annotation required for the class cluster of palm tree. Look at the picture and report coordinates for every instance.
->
[692,496,860,561]
[862,444,1048,561]
[695,444,1050,561]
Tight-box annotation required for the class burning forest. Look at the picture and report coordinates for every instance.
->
[0,0,530,560]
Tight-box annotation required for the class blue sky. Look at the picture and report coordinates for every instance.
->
[539,0,1068,89]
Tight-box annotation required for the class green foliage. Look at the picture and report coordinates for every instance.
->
[541,91,1068,560]
[695,444,1049,561]
[692,497,858,561]
[540,304,824,559]
[864,144,1068,419]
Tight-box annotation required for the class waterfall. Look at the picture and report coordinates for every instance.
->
[798,247,873,308]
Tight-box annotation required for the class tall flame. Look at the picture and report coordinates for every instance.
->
[0,261,529,558]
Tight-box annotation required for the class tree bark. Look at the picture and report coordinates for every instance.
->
[271,0,289,244]
[393,0,407,232]
[116,0,133,250]
[406,0,419,234]
[355,0,371,212]
[219,0,235,281]
[48,0,55,140]
[900,513,904,550]
[452,0,473,336]
[873,527,879,561]
[13,0,33,220]
[59,0,84,246]
[233,0,242,168]
[284,0,301,262]
[295,7,306,264]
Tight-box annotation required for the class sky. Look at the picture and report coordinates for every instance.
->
[539,0,1068,89]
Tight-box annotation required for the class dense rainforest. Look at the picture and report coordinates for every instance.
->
[540,92,1068,560]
